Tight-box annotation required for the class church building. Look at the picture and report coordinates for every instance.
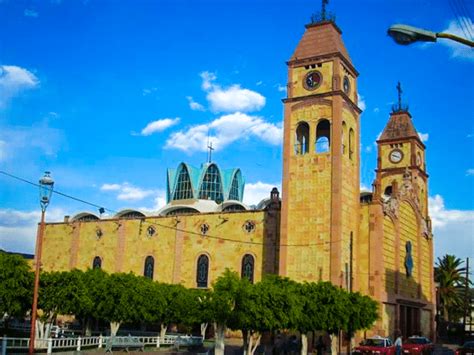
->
[40,11,435,341]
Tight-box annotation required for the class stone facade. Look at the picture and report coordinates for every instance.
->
[40,19,435,341]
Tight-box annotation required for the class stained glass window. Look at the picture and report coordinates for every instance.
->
[173,166,193,200]
[241,254,254,283]
[196,254,209,288]
[144,256,154,279]
[198,165,223,202]
[92,256,102,269]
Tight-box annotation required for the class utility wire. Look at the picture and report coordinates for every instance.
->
[454,0,474,41]
[1,170,348,248]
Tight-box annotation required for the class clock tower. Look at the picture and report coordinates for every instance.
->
[279,15,361,286]
[375,84,429,218]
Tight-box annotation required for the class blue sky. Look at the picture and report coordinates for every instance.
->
[0,0,473,261]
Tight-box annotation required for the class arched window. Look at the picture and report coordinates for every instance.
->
[295,122,309,155]
[196,254,209,288]
[144,256,154,279]
[198,164,224,203]
[92,256,102,269]
[228,172,241,201]
[342,121,347,154]
[241,254,255,283]
[173,165,193,200]
[384,185,393,197]
[349,128,355,160]
[316,119,330,153]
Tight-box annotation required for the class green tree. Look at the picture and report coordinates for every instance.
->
[209,269,243,355]
[93,272,146,336]
[232,275,302,355]
[295,282,351,355]
[435,254,470,322]
[0,251,33,326]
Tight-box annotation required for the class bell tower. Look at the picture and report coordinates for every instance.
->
[375,83,429,218]
[279,12,361,285]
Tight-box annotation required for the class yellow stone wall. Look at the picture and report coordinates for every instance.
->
[382,303,396,338]
[420,237,432,302]
[357,204,370,294]
[382,216,396,294]
[398,201,419,299]
[42,210,272,288]
[341,108,359,281]
[284,104,333,282]
[291,61,334,97]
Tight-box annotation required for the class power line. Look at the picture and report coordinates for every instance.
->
[453,0,474,41]
[449,0,472,41]
[1,170,346,248]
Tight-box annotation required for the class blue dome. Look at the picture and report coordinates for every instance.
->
[167,162,245,204]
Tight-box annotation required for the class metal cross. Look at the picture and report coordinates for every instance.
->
[397,81,403,111]
[321,0,329,21]
[207,141,214,163]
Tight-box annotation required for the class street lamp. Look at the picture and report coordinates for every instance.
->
[388,24,474,47]
[29,171,54,355]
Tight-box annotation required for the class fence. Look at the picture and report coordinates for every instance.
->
[0,334,203,354]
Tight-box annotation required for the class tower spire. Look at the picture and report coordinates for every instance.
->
[310,0,335,24]
[392,81,409,113]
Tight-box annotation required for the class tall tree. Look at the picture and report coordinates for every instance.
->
[0,252,33,327]
[435,254,470,322]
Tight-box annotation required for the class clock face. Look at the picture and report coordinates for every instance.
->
[343,75,350,94]
[389,149,403,164]
[303,71,322,90]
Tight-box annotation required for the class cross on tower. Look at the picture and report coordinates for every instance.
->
[397,81,403,111]
[207,141,214,163]
[321,0,329,21]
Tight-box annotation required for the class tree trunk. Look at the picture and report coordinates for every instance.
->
[330,334,338,355]
[85,318,92,337]
[110,321,121,336]
[249,332,262,355]
[301,333,308,355]
[201,322,208,340]
[214,322,226,355]
[242,330,249,355]
[160,324,167,341]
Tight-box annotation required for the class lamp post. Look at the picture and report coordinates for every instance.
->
[29,171,54,355]
[388,24,474,47]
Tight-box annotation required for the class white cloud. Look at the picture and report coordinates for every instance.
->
[438,18,474,60]
[207,85,265,113]
[100,183,121,191]
[186,96,205,111]
[0,124,65,160]
[358,93,366,111]
[360,183,371,192]
[139,190,167,213]
[243,182,281,206]
[200,71,217,90]
[466,169,474,176]
[0,208,66,254]
[365,145,373,153]
[373,107,380,113]
[199,71,266,113]
[142,87,157,96]
[277,84,286,92]
[418,132,429,142]
[139,118,180,136]
[0,65,39,107]
[429,195,474,259]
[256,81,263,86]
[100,182,156,201]
[24,9,38,17]
[165,112,282,152]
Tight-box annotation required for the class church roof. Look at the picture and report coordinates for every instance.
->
[378,110,422,143]
[289,21,354,69]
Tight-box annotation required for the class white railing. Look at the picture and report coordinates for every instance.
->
[0,334,203,354]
